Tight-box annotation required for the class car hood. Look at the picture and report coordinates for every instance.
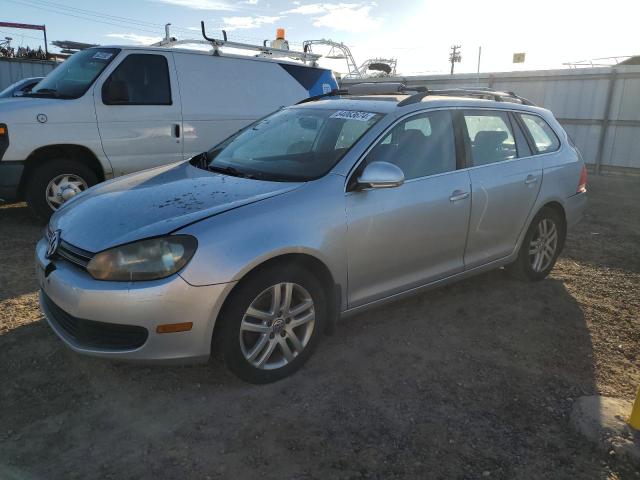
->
[50,161,304,252]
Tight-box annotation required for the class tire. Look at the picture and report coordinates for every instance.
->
[506,207,565,281]
[25,158,98,221]
[214,264,327,384]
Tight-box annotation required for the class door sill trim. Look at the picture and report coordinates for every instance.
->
[341,254,514,319]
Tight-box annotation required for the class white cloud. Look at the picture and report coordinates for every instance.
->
[153,0,236,10]
[222,15,281,31]
[106,33,162,45]
[282,3,326,14]
[282,3,381,32]
[243,0,259,4]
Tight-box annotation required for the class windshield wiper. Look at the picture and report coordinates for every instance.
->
[24,88,70,99]
[190,151,209,169]
[208,164,255,179]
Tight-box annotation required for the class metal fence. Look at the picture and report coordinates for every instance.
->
[342,66,640,174]
[0,57,56,91]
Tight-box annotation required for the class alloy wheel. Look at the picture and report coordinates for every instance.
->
[239,282,316,370]
[529,218,558,272]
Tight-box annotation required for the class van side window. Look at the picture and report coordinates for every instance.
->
[364,110,456,180]
[520,114,560,153]
[463,111,517,166]
[102,54,171,106]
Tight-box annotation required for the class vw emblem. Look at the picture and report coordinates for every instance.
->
[46,229,61,259]
[36,113,48,123]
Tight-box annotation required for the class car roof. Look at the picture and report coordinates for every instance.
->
[292,94,549,117]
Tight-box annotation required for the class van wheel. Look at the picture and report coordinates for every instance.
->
[215,264,327,384]
[26,159,98,221]
[507,207,565,281]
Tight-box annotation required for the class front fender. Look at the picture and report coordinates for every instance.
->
[176,174,348,303]
[0,96,113,176]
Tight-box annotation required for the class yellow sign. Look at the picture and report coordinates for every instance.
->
[513,53,526,63]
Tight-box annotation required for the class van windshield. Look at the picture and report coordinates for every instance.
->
[204,107,382,182]
[28,48,120,99]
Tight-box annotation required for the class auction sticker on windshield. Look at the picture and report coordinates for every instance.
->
[93,52,114,60]
[330,111,377,122]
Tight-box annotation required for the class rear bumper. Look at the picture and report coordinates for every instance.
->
[565,191,587,229]
[0,162,24,202]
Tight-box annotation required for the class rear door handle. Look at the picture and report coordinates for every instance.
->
[525,174,538,185]
[449,190,470,202]
[173,124,181,138]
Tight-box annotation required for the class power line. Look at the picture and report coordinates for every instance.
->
[5,0,166,34]
[5,0,299,48]
[19,0,175,29]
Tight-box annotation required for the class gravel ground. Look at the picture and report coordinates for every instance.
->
[1,174,639,479]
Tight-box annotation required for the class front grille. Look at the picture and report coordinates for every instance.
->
[45,226,94,270]
[57,240,93,268]
[42,292,148,351]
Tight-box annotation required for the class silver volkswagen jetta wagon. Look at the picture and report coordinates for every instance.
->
[36,85,587,383]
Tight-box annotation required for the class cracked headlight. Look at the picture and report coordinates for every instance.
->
[87,235,197,281]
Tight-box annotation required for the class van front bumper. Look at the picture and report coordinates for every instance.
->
[0,162,24,202]
[35,237,236,363]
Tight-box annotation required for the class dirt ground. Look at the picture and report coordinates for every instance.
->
[1,175,639,479]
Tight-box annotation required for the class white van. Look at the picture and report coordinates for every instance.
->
[0,43,337,219]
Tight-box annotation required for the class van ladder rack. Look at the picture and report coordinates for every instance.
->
[152,22,321,65]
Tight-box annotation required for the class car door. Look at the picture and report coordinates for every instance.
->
[345,109,471,308]
[461,109,543,269]
[94,52,183,176]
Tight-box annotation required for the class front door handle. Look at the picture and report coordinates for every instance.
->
[173,124,181,138]
[525,174,538,185]
[449,190,470,202]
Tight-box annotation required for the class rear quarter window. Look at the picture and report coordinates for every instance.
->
[520,114,560,154]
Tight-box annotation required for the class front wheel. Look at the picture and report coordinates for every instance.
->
[25,159,98,221]
[214,264,327,383]
[507,208,565,281]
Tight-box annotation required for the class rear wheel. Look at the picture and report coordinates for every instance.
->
[25,159,98,221]
[507,207,565,281]
[215,264,327,383]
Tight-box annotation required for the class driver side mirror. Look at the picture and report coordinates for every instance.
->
[357,161,405,189]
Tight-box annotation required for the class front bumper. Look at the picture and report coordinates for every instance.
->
[35,238,236,363]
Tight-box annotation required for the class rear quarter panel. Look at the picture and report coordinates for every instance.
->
[511,111,585,255]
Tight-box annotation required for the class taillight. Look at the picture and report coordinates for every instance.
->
[577,165,587,193]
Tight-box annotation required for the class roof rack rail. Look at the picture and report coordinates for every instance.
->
[151,22,321,65]
[296,89,345,104]
[398,88,536,106]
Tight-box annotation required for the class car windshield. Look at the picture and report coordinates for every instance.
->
[28,48,120,99]
[204,107,383,182]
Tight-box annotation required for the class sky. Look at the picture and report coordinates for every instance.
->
[2,0,640,75]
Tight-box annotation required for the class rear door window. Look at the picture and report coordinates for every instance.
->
[463,111,517,166]
[102,54,171,105]
[519,114,560,153]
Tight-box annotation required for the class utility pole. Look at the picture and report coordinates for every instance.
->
[449,45,461,75]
